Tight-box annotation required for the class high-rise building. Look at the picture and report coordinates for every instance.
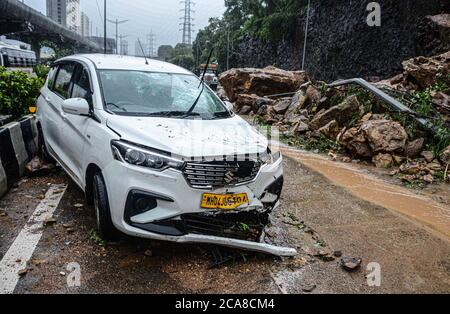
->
[66,0,81,33]
[81,12,90,37]
[46,0,66,26]
[46,0,81,34]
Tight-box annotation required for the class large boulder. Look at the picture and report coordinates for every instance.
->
[361,120,408,154]
[339,127,372,158]
[309,95,361,130]
[219,66,308,102]
[402,51,450,89]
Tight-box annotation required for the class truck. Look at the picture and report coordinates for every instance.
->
[199,63,219,91]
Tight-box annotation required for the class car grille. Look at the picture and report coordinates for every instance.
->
[183,160,261,189]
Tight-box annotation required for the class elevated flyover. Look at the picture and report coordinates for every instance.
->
[0,0,102,59]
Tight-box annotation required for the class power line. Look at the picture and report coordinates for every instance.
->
[179,0,195,45]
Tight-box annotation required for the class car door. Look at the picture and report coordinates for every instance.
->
[40,62,76,163]
[59,63,95,184]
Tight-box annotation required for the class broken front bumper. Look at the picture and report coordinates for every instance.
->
[103,154,297,257]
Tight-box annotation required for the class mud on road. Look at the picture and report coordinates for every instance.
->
[0,155,449,294]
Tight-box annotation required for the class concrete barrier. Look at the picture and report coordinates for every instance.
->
[0,115,38,198]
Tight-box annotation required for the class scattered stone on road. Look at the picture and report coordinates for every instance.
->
[341,257,362,271]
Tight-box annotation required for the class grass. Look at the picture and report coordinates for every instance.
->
[89,229,106,247]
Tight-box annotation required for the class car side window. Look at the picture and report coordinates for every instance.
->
[53,63,76,99]
[47,66,58,90]
[72,66,93,107]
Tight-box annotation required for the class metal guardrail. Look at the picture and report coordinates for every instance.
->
[328,78,435,132]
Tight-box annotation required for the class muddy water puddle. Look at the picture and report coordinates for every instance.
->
[280,148,450,240]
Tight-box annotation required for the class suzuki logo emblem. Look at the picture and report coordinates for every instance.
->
[224,165,239,184]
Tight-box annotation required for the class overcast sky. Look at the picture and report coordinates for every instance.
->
[23,0,225,51]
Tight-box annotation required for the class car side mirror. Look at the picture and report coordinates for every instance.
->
[224,101,234,112]
[62,98,90,116]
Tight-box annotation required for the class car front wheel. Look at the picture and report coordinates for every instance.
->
[93,172,118,241]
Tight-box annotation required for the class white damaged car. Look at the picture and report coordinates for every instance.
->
[36,54,296,256]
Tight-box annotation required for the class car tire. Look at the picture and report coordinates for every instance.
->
[37,124,56,164]
[93,172,118,241]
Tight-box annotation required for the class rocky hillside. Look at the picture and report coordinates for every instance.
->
[236,1,450,81]
[217,51,450,186]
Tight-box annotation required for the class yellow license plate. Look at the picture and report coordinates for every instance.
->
[201,193,249,210]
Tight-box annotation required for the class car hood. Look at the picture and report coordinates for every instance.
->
[106,115,268,158]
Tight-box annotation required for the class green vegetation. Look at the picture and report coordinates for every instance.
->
[192,0,308,72]
[0,67,44,119]
[89,229,106,246]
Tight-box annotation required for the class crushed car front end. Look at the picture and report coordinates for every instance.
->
[103,140,295,256]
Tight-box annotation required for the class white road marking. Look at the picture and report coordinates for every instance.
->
[0,184,67,294]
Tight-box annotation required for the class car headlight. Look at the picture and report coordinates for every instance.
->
[111,140,184,171]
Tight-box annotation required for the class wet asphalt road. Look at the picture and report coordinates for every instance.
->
[0,155,449,294]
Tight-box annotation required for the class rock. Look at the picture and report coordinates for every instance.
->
[25,157,43,174]
[421,151,435,163]
[402,174,417,183]
[341,257,362,271]
[316,120,340,139]
[422,174,434,184]
[439,145,450,164]
[18,269,28,277]
[309,95,361,130]
[144,249,153,257]
[254,97,276,113]
[218,66,308,102]
[291,121,310,134]
[426,160,443,172]
[431,91,449,112]
[305,84,321,104]
[339,127,372,158]
[333,250,343,258]
[43,218,57,227]
[401,51,450,89]
[239,105,252,115]
[372,153,394,168]
[285,114,309,126]
[405,138,425,158]
[392,155,406,165]
[272,98,292,114]
[361,120,407,154]
[301,283,317,293]
[283,90,308,124]
[399,162,422,175]
[235,93,260,111]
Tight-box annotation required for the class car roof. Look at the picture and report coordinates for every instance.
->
[57,54,193,75]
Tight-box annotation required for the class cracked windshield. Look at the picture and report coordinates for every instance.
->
[0,0,449,304]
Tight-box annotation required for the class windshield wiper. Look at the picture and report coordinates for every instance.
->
[107,103,127,112]
[143,111,200,117]
[181,48,214,119]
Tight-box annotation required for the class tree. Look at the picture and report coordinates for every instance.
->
[169,43,195,71]
[157,45,174,61]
